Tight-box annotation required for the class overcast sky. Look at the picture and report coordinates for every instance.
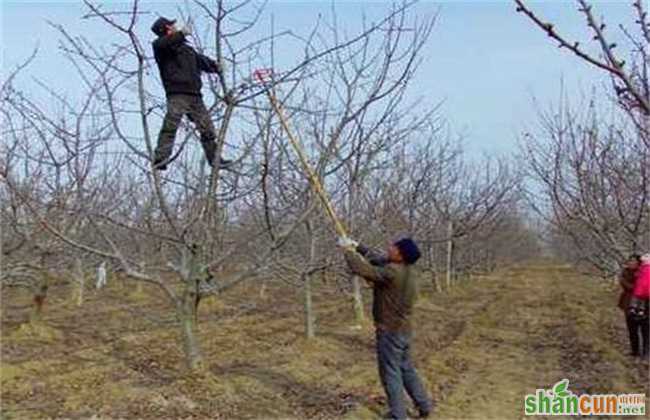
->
[1,1,634,155]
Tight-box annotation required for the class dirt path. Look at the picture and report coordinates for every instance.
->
[1,263,648,419]
[413,264,649,419]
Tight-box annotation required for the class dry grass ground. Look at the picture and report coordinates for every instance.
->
[1,262,648,419]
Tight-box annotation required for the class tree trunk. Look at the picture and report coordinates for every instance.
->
[135,260,145,295]
[352,276,365,323]
[304,274,315,339]
[176,250,208,372]
[428,244,442,292]
[31,282,48,323]
[74,258,84,306]
[259,278,267,300]
[178,290,204,371]
[347,181,365,324]
[446,220,454,290]
[303,219,317,338]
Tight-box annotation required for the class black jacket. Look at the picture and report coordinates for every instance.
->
[152,32,221,96]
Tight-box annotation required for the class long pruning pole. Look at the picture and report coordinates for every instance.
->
[254,69,348,238]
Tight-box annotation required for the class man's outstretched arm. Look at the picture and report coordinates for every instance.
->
[197,54,222,74]
[343,245,393,285]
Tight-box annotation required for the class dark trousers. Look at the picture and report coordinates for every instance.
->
[626,309,649,356]
[154,94,217,165]
[376,330,432,419]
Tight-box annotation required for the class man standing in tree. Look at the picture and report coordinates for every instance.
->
[338,236,433,419]
[150,17,231,171]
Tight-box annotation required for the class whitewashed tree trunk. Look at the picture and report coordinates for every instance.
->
[446,221,454,290]
[304,274,315,339]
[347,183,365,324]
[96,261,107,289]
[259,279,267,300]
[352,276,364,324]
[74,258,84,306]
[303,220,317,339]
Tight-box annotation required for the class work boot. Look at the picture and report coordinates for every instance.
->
[418,409,431,419]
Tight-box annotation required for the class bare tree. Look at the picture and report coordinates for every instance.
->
[515,0,650,273]
[1,0,448,368]
[515,0,650,139]
[522,98,649,274]
[1,49,108,320]
[238,1,440,333]
[352,127,522,290]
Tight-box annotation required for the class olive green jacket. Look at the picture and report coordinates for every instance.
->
[344,245,417,333]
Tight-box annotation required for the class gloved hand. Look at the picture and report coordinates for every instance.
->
[337,236,358,249]
[218,60,227,75]
[178,23,193,36]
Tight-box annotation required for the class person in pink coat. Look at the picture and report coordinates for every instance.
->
[629,254,650,357]
[632,254,650,299]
